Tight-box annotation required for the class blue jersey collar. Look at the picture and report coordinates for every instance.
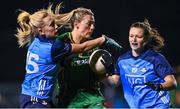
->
[129,49,152,59]
[36,35,55,43]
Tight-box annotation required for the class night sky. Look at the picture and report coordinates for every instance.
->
[0,0,180,82]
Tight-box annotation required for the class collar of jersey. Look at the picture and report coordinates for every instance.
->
[36,35,55,43]
[130,49,151,59]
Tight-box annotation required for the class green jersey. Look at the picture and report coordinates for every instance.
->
[56,32,104,108]
[57,32,99,89]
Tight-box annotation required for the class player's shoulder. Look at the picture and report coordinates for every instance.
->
[145,49,167,63]
[56,32,70,41]
[147,49,165,58]
[117,50,131,62]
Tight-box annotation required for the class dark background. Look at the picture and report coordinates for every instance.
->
[0,0,180,82]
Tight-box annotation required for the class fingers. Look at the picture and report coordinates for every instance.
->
[145,82,161,91]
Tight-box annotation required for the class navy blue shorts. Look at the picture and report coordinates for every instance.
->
[19,94,54,108]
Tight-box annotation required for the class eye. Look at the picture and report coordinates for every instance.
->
[137,35,143,38]
[86,22,91,26]
[129,35,133,38]
[87,21,94,26]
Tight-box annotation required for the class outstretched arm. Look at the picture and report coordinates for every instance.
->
[71,36,105,53]
[100,34,123,52]
[146,74,177,91]
[52,35,105,62]
[162,74,177,90]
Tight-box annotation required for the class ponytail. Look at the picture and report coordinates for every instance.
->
[16,11,33,47]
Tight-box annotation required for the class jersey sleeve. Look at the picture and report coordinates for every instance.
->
[114,58,121,75]
[154,53,174,79]
[51,39,72,63]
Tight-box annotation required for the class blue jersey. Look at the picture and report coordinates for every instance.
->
[21,36,71,100]
[115,49,174,108]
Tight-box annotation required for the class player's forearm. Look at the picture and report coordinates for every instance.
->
[161,75,177,91]
[82,36,105,51]
[161,82,177,91]
[71,36,105,53]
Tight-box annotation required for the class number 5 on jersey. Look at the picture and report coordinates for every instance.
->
[26,51,39,73]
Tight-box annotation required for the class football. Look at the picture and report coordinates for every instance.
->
[89,49,113,79]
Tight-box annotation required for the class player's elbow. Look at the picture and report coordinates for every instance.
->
[171,79,177,90]
[169,75,177,90]
[163,74,177,90]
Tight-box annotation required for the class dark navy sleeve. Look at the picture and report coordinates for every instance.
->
[51,39,72,63]
[154,53,174,79]
[114,52,130,76]
[114,58,121,75]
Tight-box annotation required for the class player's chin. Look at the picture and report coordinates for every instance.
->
[130,45,139,50]
[47,33,57,38]
[85,35,92,40]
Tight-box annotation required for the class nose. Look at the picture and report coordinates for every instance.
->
[132,36,137,42]
[55,24,59,32]
[90,24,95,30]
[55,24,58,30]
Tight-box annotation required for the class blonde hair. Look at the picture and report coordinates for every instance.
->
[16,4,94,47]
[16,4,69,47]
[130,19,165,52]
[16,10,50,47]
[55,7,94,30]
